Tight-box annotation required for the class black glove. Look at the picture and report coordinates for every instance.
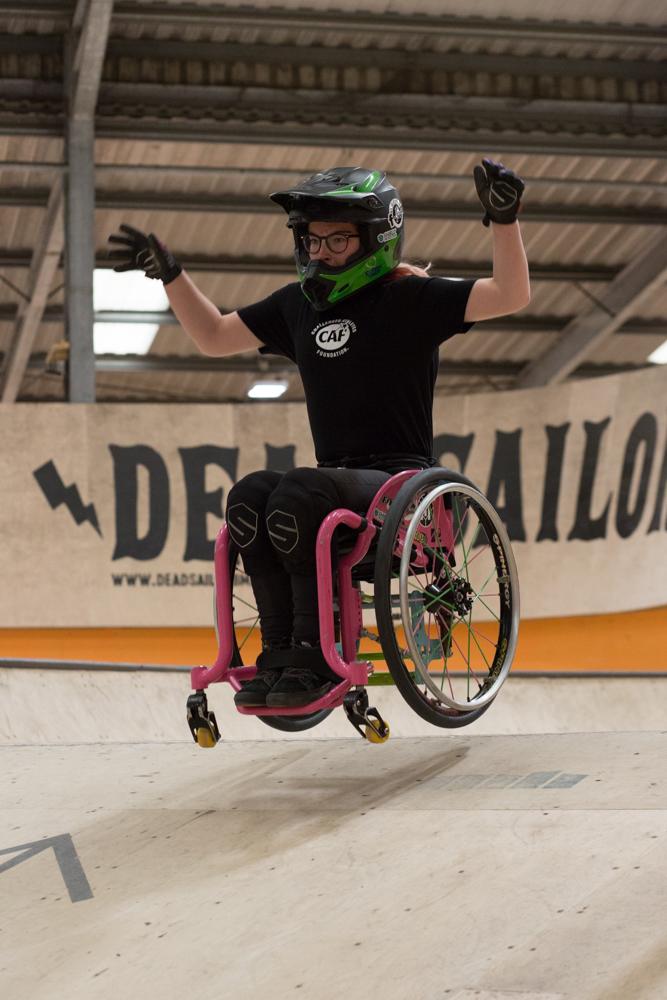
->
[473,158,525,227]
[107,224,182,284]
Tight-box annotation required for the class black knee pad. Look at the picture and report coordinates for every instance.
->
[226,470,283,564]
[265,468,341,573]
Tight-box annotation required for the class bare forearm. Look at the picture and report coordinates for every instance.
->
[491,222,530,307]
[164,271,223,353]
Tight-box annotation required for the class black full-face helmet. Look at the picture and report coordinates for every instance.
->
[270,167,404,311]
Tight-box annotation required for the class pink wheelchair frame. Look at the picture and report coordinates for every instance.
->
[186,469,455,745]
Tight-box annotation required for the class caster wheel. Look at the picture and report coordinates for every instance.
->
[365,722,390,744]
[196,727,217,748]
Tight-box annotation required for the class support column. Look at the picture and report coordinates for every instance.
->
[64,0,114,402]
[65,115,96,401]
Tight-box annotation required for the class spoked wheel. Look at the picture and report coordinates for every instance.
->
[217,541,333,732]
[374,468,519,728]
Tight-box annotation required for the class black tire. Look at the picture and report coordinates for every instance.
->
[224,542,333,733]
[374,468,519,729]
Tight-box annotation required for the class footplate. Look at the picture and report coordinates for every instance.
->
[186,690,221,748]
[343,687,390,743]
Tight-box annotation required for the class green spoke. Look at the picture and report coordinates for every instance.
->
[476,564,499,597]
[469,593,501,622]
[459,517,484,584]
[421,540,452,573]
[468,625,501,649]
[450,630,485,689]
[238,616,260,651]
[406,584,463,628]
[452,499,469,550]
[412,605,427,633]
[459,617,493,673]
[442,657,456,699]
[407,577,455,606]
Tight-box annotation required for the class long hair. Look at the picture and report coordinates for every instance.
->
[386,261,432,280]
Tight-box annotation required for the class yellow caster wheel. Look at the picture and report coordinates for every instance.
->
[365,722,390,744]
[196,727,217,749]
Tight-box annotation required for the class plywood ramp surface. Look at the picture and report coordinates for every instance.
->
[1,731,665,1000]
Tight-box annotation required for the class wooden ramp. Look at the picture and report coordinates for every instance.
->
[0,669,665,1000]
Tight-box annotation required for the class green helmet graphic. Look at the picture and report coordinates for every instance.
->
[270,167,404,311]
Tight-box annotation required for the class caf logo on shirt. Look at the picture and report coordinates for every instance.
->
[311,319,356,358]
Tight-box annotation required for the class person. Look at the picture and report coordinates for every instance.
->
[108,159,530,709]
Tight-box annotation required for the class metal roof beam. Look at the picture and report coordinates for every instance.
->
[94,83,666,133]
[517,231,667,387]
[1,186,664,227]
[88,313,666,337]
[1,81,664,157]
[3,2,663,47]
[0,304,660,338]
[104,40,665,81]
[2,116,664,161]
[0,179,63,402]
[3,33,663,81]
[19,352,648,380]
[2,161,666,197]
[0,249,620,284]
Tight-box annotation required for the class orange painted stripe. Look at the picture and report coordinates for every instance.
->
[0,606,665,672]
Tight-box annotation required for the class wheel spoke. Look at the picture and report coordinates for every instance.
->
[469,593,501,623]
[467,624,500,649]
[456,541,490,572]
[459,517,484,585]
[238,615,260,651]
[459,617,493,674]
[450,631,484,689]
[233,593,259,613]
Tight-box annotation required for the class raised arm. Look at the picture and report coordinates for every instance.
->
[464,159,531,323]
[107,224,262,357]
[164,271,262,357]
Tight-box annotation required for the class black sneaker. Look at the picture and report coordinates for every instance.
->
[233,668,282,707]
[266,667,336,708]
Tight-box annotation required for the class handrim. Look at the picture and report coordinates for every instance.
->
[398,481,520,712]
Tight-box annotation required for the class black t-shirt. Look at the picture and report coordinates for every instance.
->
[238,275,475,467]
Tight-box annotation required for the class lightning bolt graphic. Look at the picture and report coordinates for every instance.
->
[33,460,102,536]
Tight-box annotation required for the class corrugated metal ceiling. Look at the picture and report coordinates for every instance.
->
[0,1,664,401]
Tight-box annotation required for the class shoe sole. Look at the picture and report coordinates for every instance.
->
[234,695,268,707]
[266,687,332,708]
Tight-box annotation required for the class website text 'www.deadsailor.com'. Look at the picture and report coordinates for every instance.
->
[111,572,214,587]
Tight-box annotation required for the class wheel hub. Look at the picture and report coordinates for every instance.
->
[425,577,475,617]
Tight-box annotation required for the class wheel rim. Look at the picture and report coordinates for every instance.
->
[395,482,519,712]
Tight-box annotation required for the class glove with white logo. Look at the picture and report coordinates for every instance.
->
[473,158,525,227]
[107,224,182,284]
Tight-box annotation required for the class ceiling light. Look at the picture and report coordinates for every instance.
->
[94,268,169,312]
[647,340,667,365]
[93,269,168,355]
[247,380,288,399]
[93,322,159,355]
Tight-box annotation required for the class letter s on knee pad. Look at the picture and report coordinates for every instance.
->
[266,508,299,554]
[227,502,258,548]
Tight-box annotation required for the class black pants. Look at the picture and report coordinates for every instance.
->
[226,467,391,653]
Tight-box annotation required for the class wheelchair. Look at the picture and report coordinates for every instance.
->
[186,467,520,746]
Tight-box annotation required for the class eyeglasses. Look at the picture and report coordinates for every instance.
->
[301,232,360,254]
